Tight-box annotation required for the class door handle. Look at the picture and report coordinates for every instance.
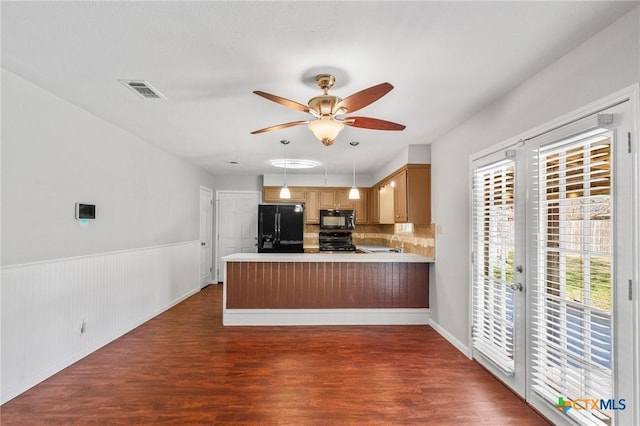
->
[509,282,523,292]
[201,242,206,246]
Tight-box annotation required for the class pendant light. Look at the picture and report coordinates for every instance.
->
[348,141,360,200]
[279,140,291,199]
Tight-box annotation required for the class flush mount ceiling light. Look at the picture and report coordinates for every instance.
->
[270,159,319,169]
[251,74,405,146]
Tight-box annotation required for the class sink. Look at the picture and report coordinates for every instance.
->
[357,245,402,253]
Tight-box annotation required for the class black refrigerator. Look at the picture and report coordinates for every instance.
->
[258,203,305,253]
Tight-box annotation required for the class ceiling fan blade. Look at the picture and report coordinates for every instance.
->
[335,82,394,113]
[253,91,313,114]
[250,120,309,134]
[343,116,406,131]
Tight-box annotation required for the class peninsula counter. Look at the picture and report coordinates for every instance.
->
[221,252,434,326]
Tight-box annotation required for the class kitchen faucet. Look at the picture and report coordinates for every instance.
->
[389,235,403,253]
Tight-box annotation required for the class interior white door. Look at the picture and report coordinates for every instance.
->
[216,191,260,282]
[199,186,213,288]
[470,149,527,396]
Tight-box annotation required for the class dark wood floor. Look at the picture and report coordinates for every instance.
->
[1,284,549,425]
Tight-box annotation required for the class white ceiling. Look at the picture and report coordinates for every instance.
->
[2,1,637,176]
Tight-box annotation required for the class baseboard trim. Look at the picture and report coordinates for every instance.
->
[223,308,430,326]
[429,319,471,358]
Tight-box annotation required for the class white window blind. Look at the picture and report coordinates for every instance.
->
[530,131,614,426]
[472,159,516,374]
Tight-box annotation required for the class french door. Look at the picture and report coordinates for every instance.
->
[471,99,636,425]
[471,149,526,396]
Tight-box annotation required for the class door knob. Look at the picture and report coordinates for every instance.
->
[516,265,523,273]
[509,282,523,292]
[201,242,206,246]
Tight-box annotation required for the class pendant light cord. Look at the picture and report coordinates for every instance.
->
[283,142,287,186]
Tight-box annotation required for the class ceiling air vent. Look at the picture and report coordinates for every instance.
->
[118,79,167,100]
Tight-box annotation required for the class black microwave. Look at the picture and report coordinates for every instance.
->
[320,209,355,230]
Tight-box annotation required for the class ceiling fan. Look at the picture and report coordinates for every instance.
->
[251,74,405,146]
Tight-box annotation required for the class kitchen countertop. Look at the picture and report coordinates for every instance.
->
[357,244,401,253]
[222,252,434,263]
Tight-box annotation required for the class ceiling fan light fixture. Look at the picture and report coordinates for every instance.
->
[308,118,344,146]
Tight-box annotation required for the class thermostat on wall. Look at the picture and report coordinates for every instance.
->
[75,203,96,220]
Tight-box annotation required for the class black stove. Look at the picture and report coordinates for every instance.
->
[319,231,356,252]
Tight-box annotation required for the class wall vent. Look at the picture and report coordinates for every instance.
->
[118,79,167,100]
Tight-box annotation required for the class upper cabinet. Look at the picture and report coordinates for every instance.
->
[389,164,431,224]
[305,189,320,224]
[354,188,368,224]
[392,168,408,222]
[263,187,306,203]
[369,183,380,224]
[318,188,354,210]
[377,164,430,224]
[262,164,430,225]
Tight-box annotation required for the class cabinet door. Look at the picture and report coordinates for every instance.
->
[379,181,395,224]
[393,169,408,222]
[263,187,280,202]
[319,189,337,209]
[289,188,306,202]
[354,188,368,224]
[406,164,431,224]
[263,187,305,202]
[305,189,320,224]
[369,184,380,224]
[336,188,354,209]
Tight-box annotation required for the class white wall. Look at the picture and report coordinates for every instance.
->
[429,7,640,351]
[372,144,431,184]
[262,173,369,188]
[213,175,262,193]
[262,143,430,188]
[1,70,216,266]
[1,69,216,402]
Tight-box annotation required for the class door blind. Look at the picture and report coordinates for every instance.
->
[472,159,516,374]
[530,131,614,426]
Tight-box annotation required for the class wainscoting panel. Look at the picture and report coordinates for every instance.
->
[226,261,429,309]
[1,241,200,404]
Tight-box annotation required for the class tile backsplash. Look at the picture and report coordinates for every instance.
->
[304,223,435,258]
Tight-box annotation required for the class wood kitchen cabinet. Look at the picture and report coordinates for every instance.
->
[391,165,430,224]
[336,188,354,209]
[376,164,430,224]
[392,169,408,222]
[305,189,320,224]
[318,189,337,209]
[318,188,354,209]
[261,166,430,225]
[369,183,380,224]
[263,186,306,203]
[354,188,368,224]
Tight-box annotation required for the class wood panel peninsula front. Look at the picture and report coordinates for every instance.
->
[222,253,434,326]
